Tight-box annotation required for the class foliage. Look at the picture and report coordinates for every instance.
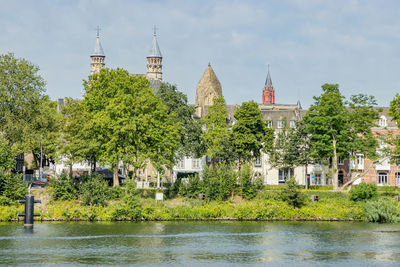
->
[0,174,27,202]
[364,198,400,223]
[49,173,78,201]
[59,98,100,171]
[0,53,46,156]
[80,175,111,206]
[157,83,205,159]
[83,68,180,185]
[238,163,263,200]
[0,136,15,172]
[232,101,274,163]
[349,182,378,201]
[280,177,306,208]
[202,96,233,162]
[389,94,400,162]
[201,163,237,201]
[304,84,379,190]
[178,174,204,199]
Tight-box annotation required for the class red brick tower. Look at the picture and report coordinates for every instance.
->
[262,68,275,104]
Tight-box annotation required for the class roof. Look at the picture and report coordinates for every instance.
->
[148,33,162,58]
[265,69,273,88]
[91,35,105,57]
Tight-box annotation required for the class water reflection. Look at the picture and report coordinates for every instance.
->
[1,221,400,265]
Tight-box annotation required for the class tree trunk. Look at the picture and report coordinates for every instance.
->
[113,162,119,187]
[305,163,308,189]
[332,137,338,190]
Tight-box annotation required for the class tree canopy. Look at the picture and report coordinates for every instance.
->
[82,68,180,185]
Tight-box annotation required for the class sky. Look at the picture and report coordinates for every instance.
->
[1,0,399,108]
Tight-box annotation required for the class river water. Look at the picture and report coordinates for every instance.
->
[0,221,399,266]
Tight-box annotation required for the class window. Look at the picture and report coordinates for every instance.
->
[192,158,200,169]
[396,172,400,186]
[254,157,262,167]
[266,120,273,128]
[278,168,293,185]
[277,120,284,129]
[356,154,364,169]
[289,120,296,128]
[176,160,184,169]
[313,173,322,185]
[338,157,344,165]
[378,172,388,184]
[378,115,387,127]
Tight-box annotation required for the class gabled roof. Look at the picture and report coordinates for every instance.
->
[91,35,105,57]
[148,33,162,58]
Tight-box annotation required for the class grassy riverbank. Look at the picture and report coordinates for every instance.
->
[0,188,369,222]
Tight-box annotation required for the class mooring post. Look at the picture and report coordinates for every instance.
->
[18,195,41,227]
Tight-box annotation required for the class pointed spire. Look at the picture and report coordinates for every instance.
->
[91,26,105,57]
[265,65,272,88]
[148,26,162,58]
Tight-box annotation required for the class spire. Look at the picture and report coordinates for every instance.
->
[148,26,162,58]
[265,65,272,88]
[195,63,223,110]
[91,26,105,57]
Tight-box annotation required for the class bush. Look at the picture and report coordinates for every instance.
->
[178,174,204,199]
[238,163,263,200]
[280,177,306,208]
[379,186,398,197]
[0,174,27,202]
[49,173,78,201]
[364,198,400,223]
[349,182,378,201]
[80,175,110,206]
[202,163,236,201]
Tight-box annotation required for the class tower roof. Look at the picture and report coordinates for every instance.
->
[91,33,105,57]
[265,68,273,88]
[148,31,162,58]
[195,63,223,107]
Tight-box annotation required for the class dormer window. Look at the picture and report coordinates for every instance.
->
[378,115,387,127]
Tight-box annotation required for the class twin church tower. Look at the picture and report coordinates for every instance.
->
[89,27,276,107]
[90,28,163,90]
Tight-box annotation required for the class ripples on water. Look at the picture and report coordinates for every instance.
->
[0,221,399,266]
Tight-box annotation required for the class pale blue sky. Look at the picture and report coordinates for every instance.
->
[1,0,399,107]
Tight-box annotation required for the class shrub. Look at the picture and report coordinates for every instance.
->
[49,173,78,201]
[280,177,306,208]
[202,163,236,201]
[0,173,27,202]
[238,163,263,200]
[364,198,400,223]
[178,174,204,199]
[349,182,378,201]
[379,186,398,197]
[80,175,110,206]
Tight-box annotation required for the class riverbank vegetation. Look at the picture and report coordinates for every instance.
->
[1,170,400,223]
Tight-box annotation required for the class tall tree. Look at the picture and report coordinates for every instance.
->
[59,98,100,172]
[156,83,205,160]
[0,53,46,156]
[303,84,349,190]
[202,96,233,163]
[83,68,180,186]
[232,101,274,165]
[389,94,400,163]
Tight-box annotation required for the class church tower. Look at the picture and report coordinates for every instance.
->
[195,63,223,117]
[146,27,163,81]
[90,28,105,75]
[262,67,275,104]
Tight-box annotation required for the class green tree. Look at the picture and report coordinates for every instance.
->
[232,101,274,164]
[156,83,205,159]
[202,96,234,162]
[83,68,180,186]
[59,98,101,172]
[389,94,400,163]
[0,53,46,157]
[303,84,351,190]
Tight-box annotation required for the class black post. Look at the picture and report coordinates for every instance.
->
[18,195,41,227]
